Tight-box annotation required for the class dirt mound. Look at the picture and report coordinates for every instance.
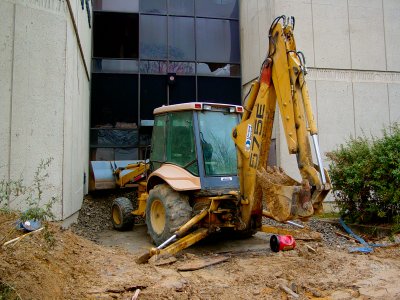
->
[0,212,152,299]
[2,210,400,299]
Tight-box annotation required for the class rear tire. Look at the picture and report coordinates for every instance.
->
[146,184,192,246]
[111,197,134,231]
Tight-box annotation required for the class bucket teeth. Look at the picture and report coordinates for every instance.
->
[257,167,314,221]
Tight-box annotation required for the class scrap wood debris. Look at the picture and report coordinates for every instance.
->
[177,255,230,272]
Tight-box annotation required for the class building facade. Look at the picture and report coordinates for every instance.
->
[1,0,399,220]
[241,0,400,205]
[0,0,92,220]
[90,0,241,162]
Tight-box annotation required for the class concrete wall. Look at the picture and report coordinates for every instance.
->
[240,0,400,201]
[0,0,91,220]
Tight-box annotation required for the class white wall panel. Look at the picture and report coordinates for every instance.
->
[388,83,400,123]
[273,0,315,67]
[383,0,400,72]
[0,2,14,182]
[353,82,390,137]
[348,0,386,71]
[9,4,67,216]
[312,0,351,69]
[316,81,355,159]
[240,0,261,84]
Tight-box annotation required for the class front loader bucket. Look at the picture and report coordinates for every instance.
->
[257,167,315,221]
[89,160,143,191]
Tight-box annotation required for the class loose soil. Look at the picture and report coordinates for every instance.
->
[1,197,400,299]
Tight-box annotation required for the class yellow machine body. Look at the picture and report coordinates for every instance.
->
[108,16,331,261]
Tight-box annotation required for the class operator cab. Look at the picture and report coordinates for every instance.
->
[150,102,243,193]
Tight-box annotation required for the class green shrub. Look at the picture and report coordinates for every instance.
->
[327,123,400,225]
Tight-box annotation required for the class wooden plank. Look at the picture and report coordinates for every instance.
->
[178,256,229,272]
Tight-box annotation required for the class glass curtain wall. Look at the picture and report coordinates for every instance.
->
[90,0,241,160]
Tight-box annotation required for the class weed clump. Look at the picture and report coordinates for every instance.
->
[0,158,58,248]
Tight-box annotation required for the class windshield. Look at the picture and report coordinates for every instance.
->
[198,111,239,176]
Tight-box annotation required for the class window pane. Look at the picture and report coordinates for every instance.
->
[151,114,167,163]
[196,19,240,63]
[140,0,166,14]
[93,12,139,59]
[197,63,240,76]
[91,73,138,127]
[92,59,139,73]
[90,129,138,147]
[168,0,194,16]
[115,148,138,160]
[195,0,238,19]
[169,76,196,104]
[140,15,167,59]
[167,112,197,174]
[140,60,168,74]
[198,111,238,176]
[140,75,167,120]
[168,17,195,60]
[93,0,139,13]
[197,77,241,105]
[168,62,195,75]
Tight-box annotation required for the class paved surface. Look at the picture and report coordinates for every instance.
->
[97,225,272,255]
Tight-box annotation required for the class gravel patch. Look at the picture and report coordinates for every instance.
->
[72,191,354,249]
[71,189,142,241]
[263,217,354,248]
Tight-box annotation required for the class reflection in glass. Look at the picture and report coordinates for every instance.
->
[168,17,195,60]
[169,76,196,104]
[150,114,167,163]
[168,0,194,16]
[93,12,139,59]
[167,112,198,175]
[198,111,239,176]
[139,0,167,14]
[140,61,168,74]
[93,0,139,12]
[140,75,168,120]
[197,63,240,76]
[196,19,240,63]
[168,62,195,75]
[140,15,167,59]
[92,59,139,73]
[197,77,241,105]
[195,0,239,19]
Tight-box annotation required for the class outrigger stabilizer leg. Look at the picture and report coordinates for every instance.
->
[136,209,209,264]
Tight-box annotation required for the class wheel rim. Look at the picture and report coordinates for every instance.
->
[150,198,166,234]
[112,205,121,225]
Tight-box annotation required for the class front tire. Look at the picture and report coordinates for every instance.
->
[111,197,134,231]
[146,184,192,246]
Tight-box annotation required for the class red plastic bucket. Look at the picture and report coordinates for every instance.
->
[270,235,296,252]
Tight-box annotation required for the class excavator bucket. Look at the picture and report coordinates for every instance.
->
[89,160,147,191]
[257,166,316,222]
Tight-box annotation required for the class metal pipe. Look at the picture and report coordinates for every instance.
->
[311,134,326,185]
[158,234,177,250]
[285,220,304,228]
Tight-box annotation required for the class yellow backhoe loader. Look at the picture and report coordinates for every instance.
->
[91,16,331,263]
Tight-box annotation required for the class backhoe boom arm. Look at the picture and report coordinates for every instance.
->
[233,16,331,223]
